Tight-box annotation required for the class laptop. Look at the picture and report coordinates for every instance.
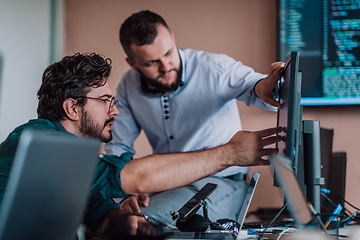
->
[270,154,313,228]
[0,129,100,240]
[164,172,260,239]
[271,154,336,240]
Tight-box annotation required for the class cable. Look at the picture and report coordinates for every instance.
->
[165,210,180,229]
[307,203,332,240]
[340,210,359,224]
[277,227,297,240]
[319,189,360,227]
[258,201,289,240]
[320,192,338,208]
[165,216,179,229]
[320,188,360,212]
[328,192,360,211]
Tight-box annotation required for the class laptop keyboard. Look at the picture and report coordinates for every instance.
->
[164,231,236,239]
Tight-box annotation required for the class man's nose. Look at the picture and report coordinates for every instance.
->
[109,104,120,116]
[159,59,171,73]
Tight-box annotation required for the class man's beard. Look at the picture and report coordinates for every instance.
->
[79,109,113,143]
[139,61,183,93]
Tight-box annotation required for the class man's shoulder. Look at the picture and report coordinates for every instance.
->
[181,48,237,74]
[122,69,139,82]
[118,69,141,89]
[181,48,235,66]
[0,119,62,181]
[12,119,64,135]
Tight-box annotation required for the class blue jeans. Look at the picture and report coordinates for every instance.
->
[140,176,248,228]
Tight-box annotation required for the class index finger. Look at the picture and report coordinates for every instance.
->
[139,194,150,207]
[130,201,141,213]
[270,62,285,74]
[256,127,284,138]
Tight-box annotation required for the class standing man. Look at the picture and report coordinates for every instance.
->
[105,10,284,227]
[0,53,283,237]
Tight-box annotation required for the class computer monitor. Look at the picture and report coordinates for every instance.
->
[277,52,326,213]
[278,0,360,106]
[277,52,303,174]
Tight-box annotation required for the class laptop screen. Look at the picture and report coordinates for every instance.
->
[271,154,313,227]
[236,172,260,229]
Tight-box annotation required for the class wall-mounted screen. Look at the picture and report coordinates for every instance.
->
[279,0,360,106]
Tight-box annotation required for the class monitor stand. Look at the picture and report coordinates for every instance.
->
[302,120,325,214]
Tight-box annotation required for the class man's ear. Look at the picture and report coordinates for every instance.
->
[126,57,138,71]
[62,98,80,121]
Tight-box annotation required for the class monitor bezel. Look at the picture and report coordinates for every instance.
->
[277,52,302,171]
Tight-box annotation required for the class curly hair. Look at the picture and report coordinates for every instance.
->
[119,10,170,60]
[37,52,112,122]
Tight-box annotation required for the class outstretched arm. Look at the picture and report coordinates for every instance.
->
[120,127,283,195]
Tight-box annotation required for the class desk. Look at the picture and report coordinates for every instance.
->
[243,210,360,240]
[236,225,360,240]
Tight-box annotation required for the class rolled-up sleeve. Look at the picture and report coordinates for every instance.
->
[91,152,133,198]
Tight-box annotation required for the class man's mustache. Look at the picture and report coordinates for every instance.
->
[157,69,176,79]
[104,117,114,127]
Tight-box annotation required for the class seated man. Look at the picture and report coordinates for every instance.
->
[0,53,283,237]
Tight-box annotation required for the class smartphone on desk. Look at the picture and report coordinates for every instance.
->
[178,183,218,220]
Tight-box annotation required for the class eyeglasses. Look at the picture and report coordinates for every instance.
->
[75,96,118,113]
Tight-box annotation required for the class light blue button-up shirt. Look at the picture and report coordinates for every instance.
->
[105,48,276,177]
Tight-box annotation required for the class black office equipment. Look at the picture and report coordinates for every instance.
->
[276,51,303,188]
[323,152,347,213]
[164,172,260,239]
[302,120,324,213]
[320,127,335,195]
[275,51,326,215]
[176,183,218,232]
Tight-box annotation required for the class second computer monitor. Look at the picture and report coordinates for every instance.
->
[277,52,302,173]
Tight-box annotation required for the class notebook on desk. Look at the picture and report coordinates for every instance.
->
[0,130,100,240]
[164,172,260,240]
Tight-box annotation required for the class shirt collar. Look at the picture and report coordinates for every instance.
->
[179,48,186,85]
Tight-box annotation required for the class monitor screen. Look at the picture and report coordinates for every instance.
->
[279,0,360,106]
[277,52,302,172]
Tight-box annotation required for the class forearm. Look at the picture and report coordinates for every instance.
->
[120,127,283,195]
[120,144,232,195]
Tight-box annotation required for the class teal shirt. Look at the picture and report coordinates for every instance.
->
[0,119,133,232]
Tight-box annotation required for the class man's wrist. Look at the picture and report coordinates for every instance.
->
[253,78,264,98]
